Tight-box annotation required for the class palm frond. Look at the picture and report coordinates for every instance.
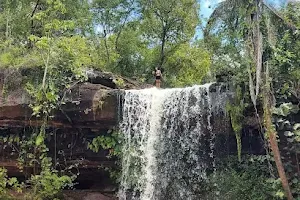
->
[262,0,298,31]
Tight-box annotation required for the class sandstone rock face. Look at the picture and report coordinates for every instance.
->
[0,68,149,129]
[0,68,143,190]
[0,83,118,129]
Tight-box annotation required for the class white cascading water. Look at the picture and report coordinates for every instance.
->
[118,83,229,200]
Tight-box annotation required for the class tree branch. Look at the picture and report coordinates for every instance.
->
[31,0,40,33]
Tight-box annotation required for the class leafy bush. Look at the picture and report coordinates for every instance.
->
[203,156,279,200]
[0,168,23,200]
[27,158,75,200]
[88,130,123,182]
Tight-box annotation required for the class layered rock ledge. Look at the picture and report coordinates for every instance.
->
[0,68,150,130]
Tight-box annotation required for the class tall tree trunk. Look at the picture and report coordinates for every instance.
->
[103,29,110,63]
[31,0,40,34]
[5,16,9,40]
[264,64,294,200]
[115,6,134,51]
[159,28,166,68]
[5,0,10,42]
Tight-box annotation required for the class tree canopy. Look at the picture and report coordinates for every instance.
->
[0,0,208,87]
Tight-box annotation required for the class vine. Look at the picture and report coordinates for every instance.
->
[88,130,123,182]
[227,86,246,162]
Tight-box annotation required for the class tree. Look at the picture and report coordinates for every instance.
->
[113,23,154,78]
[91,0,137,67]
[166,42,211,87]
[140,0,199,69]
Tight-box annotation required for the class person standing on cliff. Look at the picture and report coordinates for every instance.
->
[152,67,162,88]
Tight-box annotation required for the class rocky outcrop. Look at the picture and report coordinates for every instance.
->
[0,83,118,129]
[0,68,150,191]
[0,68,150,129]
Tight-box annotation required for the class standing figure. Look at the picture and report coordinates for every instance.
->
[153,67,162,88]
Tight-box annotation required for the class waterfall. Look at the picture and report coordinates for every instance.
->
[119,83,229,200]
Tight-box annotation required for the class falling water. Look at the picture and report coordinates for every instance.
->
[119,83,229,200]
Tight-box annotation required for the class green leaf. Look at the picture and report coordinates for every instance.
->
[295,130,300,136]
[275,190,285,198]
[293,123,300,130]
[36,134,44,146]
[292,178,298,184]
[272,103,299,116]
[284,131,294,137]
[7,177,18,186]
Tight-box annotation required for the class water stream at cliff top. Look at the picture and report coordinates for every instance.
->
[118,84,229,200]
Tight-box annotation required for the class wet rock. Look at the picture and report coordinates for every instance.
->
[63,191,115,200]
[83,193,112,200]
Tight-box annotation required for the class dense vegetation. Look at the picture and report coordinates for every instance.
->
[0,0,299,199]
[0,0,208,87]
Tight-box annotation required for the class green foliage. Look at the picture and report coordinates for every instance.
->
[0,1,90,198]
[16,127,48,170]
[0,168,23,199]
[207,169,274,200]
[141,0,199,44]
[113,77,125,88]
[273,102,300,197]
[204,1,300,199]
[273,103,299,117]
[88,130,123,158]
[166,43,211,87]
[88,130,123,182]
[0,0,205,86]
[27,83,59,118]
[28,158,75,200]
[112,25,153,77]
[140,0,200,80]
[0,127,79,199]
[204,156,278,200]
